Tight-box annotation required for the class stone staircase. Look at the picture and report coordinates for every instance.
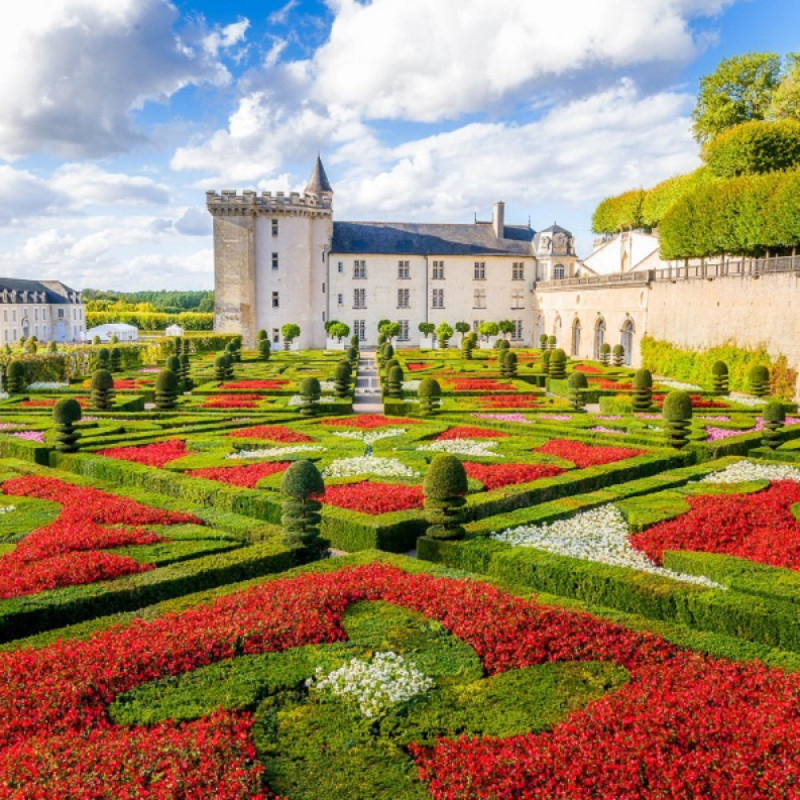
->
[352,352,384,414]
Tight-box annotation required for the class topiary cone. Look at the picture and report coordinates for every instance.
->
[91,369,115,410]
[632,369,653,411]
[418,377,441,416]
[663,390,693,449]
[423,454,468,540]
[280,460,326,558]
[299,377,321,417]
[567,371,588,411]
[387,365,404,398]
[711,360,729,394]
[155,369,179,410]
[53,398,82,453]
[214,355,228,382]
[762,401,786,450]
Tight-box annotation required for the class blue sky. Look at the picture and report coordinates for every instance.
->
[0,0,797,291]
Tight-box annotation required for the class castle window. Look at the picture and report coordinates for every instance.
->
[431,288,444,309]
[58,309,64,319]
[398,320,410,341]
[354,320,366,341]
[34,309,38,321]
[272,253,279,269]
[512,320,523,340]
[398,260,410,279]
[337,293,343,306]
[432,260,445,280]
[272,291,279,308]
[2,311,5,322]
[472,320,483,332]
[397,288,410,308]
[353,288,366,309]
[12,310,15,322]
[473,288,486,308]
[353,260,367,279]
[338,261,343,273]
[553,264,566,279]
[322,282,325,293]
[511,289,525,309]
[512,262,524,280]
[272,328,279,344]
[474,262,486,280]
[271,219,279,236]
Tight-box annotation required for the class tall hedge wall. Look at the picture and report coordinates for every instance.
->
[87,311,214,331]
[591,189,646,234]
[703,119,800,179]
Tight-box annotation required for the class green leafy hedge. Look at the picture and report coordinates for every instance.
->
[591,189,646,234]
[704,119,800,179]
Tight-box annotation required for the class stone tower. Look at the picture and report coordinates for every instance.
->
[207,157,334,348]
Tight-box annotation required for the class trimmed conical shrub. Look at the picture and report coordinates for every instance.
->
[547,336,557,350]
[214,355,228,382]
[762,401,786,449]
[549,348,567,380]
[180,353,193,391]
[225,341,240,364]
[334,361,351,398]
[539,333,548,350]
[612,344,625,367]
[749,364,770,397]
[503,351,517,378]
[632,369,653,411]
[663,390,692,449]
[258,338,271,361]
[96,347,110,371]
[91,369,115,410]
[541,349,551,375]
[224,353,234,379]
[387,365,404,398]
[7,361,25,393]
[174,337,182,357]
[299,377,320,417]
[461,336,473,360]
[567,371,588,411]
[110,347,122,373]
[712,360,729,394]
[418,377,441,416]
[600,342,611,366]
[280,460,326,557]
[53,398,82,453]
[257,329,268,341]
[350,334,359,348]
[155,369,179,410]
[423,454,468,540]
[346,346,358,365]
[167,355,181,375]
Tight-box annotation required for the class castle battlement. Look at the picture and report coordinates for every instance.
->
[206,189,332,216]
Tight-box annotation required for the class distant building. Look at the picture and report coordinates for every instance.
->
[84,322,139,343]
[165,324,185,336]
[0,278,84,344]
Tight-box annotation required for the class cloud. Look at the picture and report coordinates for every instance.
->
[50,164,171,207]
[0,166,68,224]
[0,0,234,159]
[174,206,211,236]
[268,0,299,26]
[201,19,250,56]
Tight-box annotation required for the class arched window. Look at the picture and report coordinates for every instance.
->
[553,314,562,343]
[572,318,581,357]
[553,264,565,280]
[620,319,634,365]
[535,314,544,342]
[594,317,606,360]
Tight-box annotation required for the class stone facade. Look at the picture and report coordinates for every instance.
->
[0,279,84,344]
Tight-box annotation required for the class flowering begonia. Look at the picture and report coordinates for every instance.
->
[463,461,565,490]
[321,482,424,514]
[435,426,508,440]
[99,439,194,468]
[535,439,644,468]
[188,461,290,488]
[322,414,419,429]
[226,425,313,443]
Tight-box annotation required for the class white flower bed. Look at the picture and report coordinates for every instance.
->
[403,380,421,391]
[419,438,501,458]
[226,444,325,460]
[27,382,71,391]
[320,380,336,393]
[728,394,768,407]
[332,428,407,444]
[700,459,800,484]
[308,651,434,718]
[322,456,419,478]
[0,505,15,514]
[655,377,702,391]
[287,394,337,406]
[492,504,721,588]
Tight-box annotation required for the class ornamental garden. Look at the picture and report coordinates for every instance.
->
[3,329,800,798]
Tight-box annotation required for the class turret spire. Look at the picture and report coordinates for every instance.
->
[305,156,333,194]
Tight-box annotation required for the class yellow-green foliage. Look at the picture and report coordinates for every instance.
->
[704,119,800,178]
[640,168,716,228]
[640,336,797,399]
[591,189,646,234]
[86,311,213,331]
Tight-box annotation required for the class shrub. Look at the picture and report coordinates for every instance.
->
[225,341,240,364]
[6,360,25,393]
[327,322,350,341]
[418,322,435,338]
[547,336,557,350]
[91,369,115,410]
[478,321,499,341]
[455,321,470,337]
[600,342,611,366]
[387,365,404,398]
[334,361,351,398]
[48,341,57,353]
[257,329,268,341]
[539,334,548,350]
[591,188,646,234]
[549,348,567,380]
[280,460,326,557]
[383,343,394,360]
[281,323,300,350]
[214,355,228,382]
[749,364,770,396]
[762,400,786,449]
[612,344,625,367]
[632,369,653,411]
[495,338,510,351]
[541,349,551,375]
[299,377,321,417]
[96,347,110,371]
[663,390,693,449]
[461,336,474,360]
[418,377,441,416]
[712,360,729,393]
[423,454,468,540]
[109,347,122,373]
[436,322,453,349]
[155,369,180,410]
[350,334,360,348]
[224,353,234,380]
[167,355,181,375]
[704,119,800,179]
[567,371,588,411]
[346,346,359,365]
[503,351,517,378]
[91,335,101,345]
[53,398,82,453]
[180,353,192,391]
[174,337,182,357]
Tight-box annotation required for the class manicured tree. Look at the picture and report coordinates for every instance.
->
[549,348,567,379]
[384,357,400,375]
[418,322,435,341]
[435,322,453,349]
[498,320,515,340]
[346,345,359,365]
[466,331,478,347]
[600,342,611,366]
[258,338,271,361]
[110,347,122,373]
[380,321,401,341]
[328,321,350,342]
[96,347,110,371]
[749,364,770,397]
[257,329,268,342]
[281,323,301,351]
[379,342,394,369]
[455,321,470,341]
[423,454,468,540]
[539,333,548,350]
[180,353,193,391]
[712,360,729,393]
[334,360,352,398]
[504,350,518,378]
[155,369,180,410]
[92,335,101,346]
[612,344,625,367]
[547,335,557,350]
[48,340,57,353]
[632,369,653,411]
[53,398,82,453]
[498,348,509,377]
[225,341,240,364]
[110,334,119,345]
[224,353,235,380]
[167,355,181,375]
[387,365,404,398]
[7,361,25,393]
[299,377,321,417]
[280,459,326,558]
[495,338,510,352]
[663,390,693,449]
[461,335,474,360]
[541,349,551,376]
[478,321,499,342]
[762,401,786,449]
[418,377,441,416]
[567,371,588,411]
[174,337,182,357]
[350,334,359,348]
[214,355,228,382]
[91,369,115,410]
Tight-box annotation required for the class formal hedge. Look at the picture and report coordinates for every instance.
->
[591,189,646,234]
[703,119,800,179]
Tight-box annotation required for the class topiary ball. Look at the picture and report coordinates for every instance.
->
[712,361,728,377]
[53,397,82,426]
[300,377,321,398]
[663,391,693,421]
[335,362,351,381]
[633,369,652,389]
[155,369,179,395]
[763,401,786,423]
[91,369,114,391]
[281,460,324,499]
[418,377,441,397]
[567,372,589,390]
[748,364,770,396]
[423,454,468,500]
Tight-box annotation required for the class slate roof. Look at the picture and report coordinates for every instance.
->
[331,221,535,256]
[0,278,80,304]
[539,223,572,235]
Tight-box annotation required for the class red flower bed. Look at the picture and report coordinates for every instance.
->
[478,394,539,409]
[321,482,424,514]
[113,379,145,390]
[449,379,514,392]
[99,439,194,468]
[0,476,199,599]
[464,461,565,490]
[188,461,290,488]
[597,380,633,391]
[226,425,313,442]
[219,380,288,390]
[1,563,800,798]
[21,397,91,408]
[652,393,729,409]
[322,414,419,428]
[536,439,645,468]
[406,363,429,371]
[202,394,262,409]
[574,364,602,373]
[631,481,800,570]
[436,426,509,440]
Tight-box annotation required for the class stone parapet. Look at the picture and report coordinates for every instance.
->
[206,189,332,217]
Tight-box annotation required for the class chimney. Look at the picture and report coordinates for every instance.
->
[492,202,505,238]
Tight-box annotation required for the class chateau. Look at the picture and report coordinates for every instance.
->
[208,158,581,350]
[0,279,85,344]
